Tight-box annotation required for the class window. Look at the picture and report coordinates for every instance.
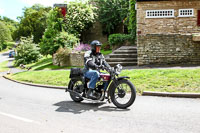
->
[146,9,174,18]
[179,9,194,17]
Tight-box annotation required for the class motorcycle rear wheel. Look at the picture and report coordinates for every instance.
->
[69,79,84,102]
[110,79,136,109]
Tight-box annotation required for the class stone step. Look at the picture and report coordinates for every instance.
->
[119,46,137,50]
[106,58,137,62]
[109,54,137,58]
[107,62,137,67]
[114,50,137,54]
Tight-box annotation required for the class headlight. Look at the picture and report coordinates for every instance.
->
[115,64,122,75]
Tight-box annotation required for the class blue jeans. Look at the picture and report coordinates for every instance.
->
[84,70,100,89]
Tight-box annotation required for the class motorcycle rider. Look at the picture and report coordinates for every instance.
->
[83,40,111,99]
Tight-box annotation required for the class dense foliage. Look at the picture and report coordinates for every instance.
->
[93,0,129,35]
[128,0,136,36]
[0,21,12,50]
[40,8,79,55]
[0,16,18,40]
[54,31,79,49]
[14,4,51,43]
[15,37,41,66]
[108,33,133,47]
[65,1,97,37]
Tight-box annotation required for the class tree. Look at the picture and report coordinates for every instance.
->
[93,0,129,35]
[40,8,79,55]
[0,21,12,50]
[39,8,63,56]
[65,1,97,37]
[0,16,18,40]
[14,4,51,43]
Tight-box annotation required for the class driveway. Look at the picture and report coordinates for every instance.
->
[0,76,199,133]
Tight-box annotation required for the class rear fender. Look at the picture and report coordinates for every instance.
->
[66,78,84,92]
[66,80,73,92]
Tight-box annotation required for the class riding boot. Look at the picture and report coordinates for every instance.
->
[87,88,97,100]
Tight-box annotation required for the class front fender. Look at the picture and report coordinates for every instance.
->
[117,76,130,81]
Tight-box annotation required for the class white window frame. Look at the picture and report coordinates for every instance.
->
[178,9,194,17]
[146,9,175,18]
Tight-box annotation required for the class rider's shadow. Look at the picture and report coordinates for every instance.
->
[53,101,130,114]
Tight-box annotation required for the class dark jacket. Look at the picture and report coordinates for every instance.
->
[83,50,110,73]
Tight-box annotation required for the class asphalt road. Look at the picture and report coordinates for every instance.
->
[0,76,200,133]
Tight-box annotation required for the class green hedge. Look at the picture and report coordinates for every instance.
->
[108,34,134,47]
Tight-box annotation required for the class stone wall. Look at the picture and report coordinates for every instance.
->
[138,34,200,65]
[137,0,200,35]
[53,52,84,67]
[137,0,200,65]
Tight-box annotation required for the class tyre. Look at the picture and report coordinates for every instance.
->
[69,79,84,102]
[110,79,136,109]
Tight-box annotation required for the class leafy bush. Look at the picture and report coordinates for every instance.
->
[0,42,7,51]
[101,43,111,50]
[54,32,79,49]
[4,42,16,49]
[108,34,134,47]
[0,41,15,51]
[65,1,97,37]
[14,37,41,66]
[73,43,91,52]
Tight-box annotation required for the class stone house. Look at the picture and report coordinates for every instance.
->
[137,0,200,66]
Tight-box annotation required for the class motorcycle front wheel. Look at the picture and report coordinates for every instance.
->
[110,79,136,109]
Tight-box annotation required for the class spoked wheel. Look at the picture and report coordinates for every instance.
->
[69,79,84,102]
[110,79,136,109]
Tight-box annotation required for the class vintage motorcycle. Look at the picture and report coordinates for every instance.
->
[66,64,136,109]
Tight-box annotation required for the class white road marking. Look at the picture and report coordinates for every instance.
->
[0,111,41,124]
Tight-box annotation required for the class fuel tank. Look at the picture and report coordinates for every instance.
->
[100,73,111,81]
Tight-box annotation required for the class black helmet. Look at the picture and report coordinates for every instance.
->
[90,40,102,53]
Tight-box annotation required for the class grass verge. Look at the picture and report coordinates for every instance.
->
[6,68,200,93]
[0,61,9,72]
[7,70,69,86]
